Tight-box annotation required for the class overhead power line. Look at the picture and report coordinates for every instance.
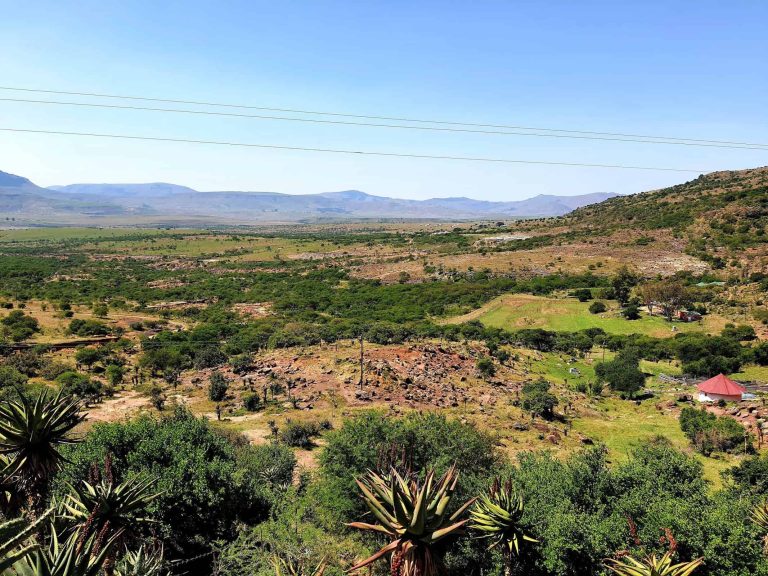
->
[2,96,767,151]
[0,127,705,173]
[0,85,764,149]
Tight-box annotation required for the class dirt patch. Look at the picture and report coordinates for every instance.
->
[233,302,273,319]
[85,390,148,423]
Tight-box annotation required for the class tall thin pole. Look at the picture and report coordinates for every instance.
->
[359,334,365,389]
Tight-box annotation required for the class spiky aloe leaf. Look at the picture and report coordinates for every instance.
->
[605,552,704,576]
[0,507,54,572]
[347,466,472,576]
[470,479,537,560]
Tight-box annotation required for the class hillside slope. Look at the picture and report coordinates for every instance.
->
[563,166,768,272]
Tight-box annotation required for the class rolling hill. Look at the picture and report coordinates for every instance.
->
[0,169,618,224]
[562,166,768,271]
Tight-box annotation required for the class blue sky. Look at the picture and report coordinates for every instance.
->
[0,0,766,200]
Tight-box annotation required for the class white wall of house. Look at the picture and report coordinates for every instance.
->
[697,392,743,403]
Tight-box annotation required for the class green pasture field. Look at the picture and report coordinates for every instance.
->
[476,294,727,337]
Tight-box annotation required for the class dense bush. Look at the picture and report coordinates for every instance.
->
[56,408,288,565]
[209,371,229,401]
[588,301,607,314]
[279,419,323,448]
[679,407,753,455]
[68,318,111,337]
[1,310,40,341]
[55,370,103,399]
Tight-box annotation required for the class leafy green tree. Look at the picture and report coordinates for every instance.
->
[611,266,640,305]
[596,348,646,398]
[572,289,593,302]
[55,371,103,400]
[521,379,558,420]
[92,303,109,318]
[69,318,110,337]
[622,303,641,320]
[209,371,229,402]
[679,407,752,455]
[106,364,125,387]
[0,366,27,391]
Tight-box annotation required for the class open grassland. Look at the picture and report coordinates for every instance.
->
[571,396,736,487]
[456,293,728,336]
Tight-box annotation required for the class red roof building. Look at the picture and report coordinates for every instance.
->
[696,373,746,402]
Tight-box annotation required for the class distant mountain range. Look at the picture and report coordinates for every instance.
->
[1,169,619,224]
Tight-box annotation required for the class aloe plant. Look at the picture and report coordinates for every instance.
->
[0,392,83,513]
[7,524,122,576]
[272,555,326,576]
[751,499,768,554]
[113,545,165,576]
[347,465,473,576]
[0,508,53,572]
[61,475,161,538]
[470,479,537,575]
[605,551,703,576]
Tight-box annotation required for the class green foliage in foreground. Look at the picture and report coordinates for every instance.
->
[679,407,753,456]
[56,407,296,568]
[348,466,473,576]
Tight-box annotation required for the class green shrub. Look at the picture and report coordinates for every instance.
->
[588,301,607,314]
[680,406,753,455]
[209,371,229,401]
[280,420,321,448]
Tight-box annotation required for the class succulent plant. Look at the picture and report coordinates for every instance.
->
[347,465,473,576]
[470,478,536,574]
[605,551,703,576]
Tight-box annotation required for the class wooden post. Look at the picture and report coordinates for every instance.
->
[358,334,364,389]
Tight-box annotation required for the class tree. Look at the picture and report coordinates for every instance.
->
[637,280,692,322]
[622,303,641,320]
[0,366,28,391]
[521,379,558,420]
[0,311,40,342]
[572,289,593,302]
[106,363,125,387]
[596,348,646,398]
[93,303,109,318]
[56,371,103,400]
[57,408,268,566]
[347,466,473,576]
[754,342,768,366]
[209,371,229,402]
[679,407,752,455]
[611,266,640,305]
[0,392,83,513]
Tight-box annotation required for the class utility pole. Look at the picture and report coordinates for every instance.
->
[358,333,365,389]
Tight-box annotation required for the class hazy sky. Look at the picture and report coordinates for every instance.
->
[1,0,766,200]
